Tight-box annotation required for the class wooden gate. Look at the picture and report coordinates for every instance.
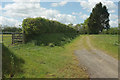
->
[12,33,23,44]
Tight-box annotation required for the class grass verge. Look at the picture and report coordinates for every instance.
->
[2,34,88,78]
[89,34,118,59]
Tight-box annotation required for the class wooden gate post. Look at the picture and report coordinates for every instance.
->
[12,33,14,44]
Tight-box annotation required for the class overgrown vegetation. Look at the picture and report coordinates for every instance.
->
[22,17,78,45]
[31,33,78,46]
[1,25,22,33]
[74,22,118,35]
[2,34,88,78]
[101,27,118,34]
[74,18,89,34]
[2,44,25,78]
[2,2,118,79]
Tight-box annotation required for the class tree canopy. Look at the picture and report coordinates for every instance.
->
[74,18,89,34]
[2,25,22,33]
[88,2,110,34]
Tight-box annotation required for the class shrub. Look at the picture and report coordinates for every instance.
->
[101,27,118,35]
[22,17,77,43]
[2,26,22,33]
[48,43,55,47]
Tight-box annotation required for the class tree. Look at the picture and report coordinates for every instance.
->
[82,18,89,34]
[2,25,22,32]
[68,23,73,28]
[74,18,89,34]
[88,2,110,34]
[74,24,80,31]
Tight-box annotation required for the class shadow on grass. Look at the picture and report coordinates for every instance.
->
[26,33,79,46]
[2,43,25,78]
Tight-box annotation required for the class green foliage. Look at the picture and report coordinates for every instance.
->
[114,41,120,46]
[22,17,77,35]
[2,43,25,78]
[101,27,118,34]
[68,23,73,28]
[22,17,77,44]
[74,18,89,34]
[2,34,88,78]
[48,43,55,47]
[29,33,78,46]
[88,2,110,34]
[2,25,22,33]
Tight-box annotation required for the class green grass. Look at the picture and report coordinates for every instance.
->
[0,34,2,43]
[2,34,12,45]
[26,33,78,46]
[2,34,88,78]
[3,34,118,78]
[89,34,118,59]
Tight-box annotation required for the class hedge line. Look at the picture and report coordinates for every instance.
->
[22,17,77,35]
[22,17,78,43]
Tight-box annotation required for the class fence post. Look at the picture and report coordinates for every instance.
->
[12,33,13,44]
[12,33,14,44]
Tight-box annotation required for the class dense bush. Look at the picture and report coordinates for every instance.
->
[22,17,78,45]
[74,18,89,34]
[101,27,118,35]
[22,17,77,36]
[2,26,22,33]
[2,44,25,78]
[31,33,78,46]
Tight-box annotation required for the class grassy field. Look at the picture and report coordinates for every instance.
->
[2,34,118,78]
[2,34,88,78]
[89,35,118,59]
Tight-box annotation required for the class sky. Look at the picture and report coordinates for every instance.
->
[0,0,119,27]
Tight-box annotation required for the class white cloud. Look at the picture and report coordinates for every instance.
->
[80,14,89,19]
[72,12,82,15]
[110,19,118,27]
[110,14,118,20]
[109,14,118,27]
[0,16,21,27]
[0,5,2,11]
[109,10,115,13]
[72,12,89,19]
[54,14,76,23]
[3,2,76,26]
[3,2,44,18]
[51,0,68,7]
[12,0,40,2]
[80,0,117,13]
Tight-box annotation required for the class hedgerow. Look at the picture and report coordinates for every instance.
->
[22,17,78,44]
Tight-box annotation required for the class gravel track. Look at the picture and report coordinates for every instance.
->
[74,36,118,78]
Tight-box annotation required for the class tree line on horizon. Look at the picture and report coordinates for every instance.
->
[0,25,22,33]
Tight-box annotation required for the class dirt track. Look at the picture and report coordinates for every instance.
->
[74,36,118,78]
